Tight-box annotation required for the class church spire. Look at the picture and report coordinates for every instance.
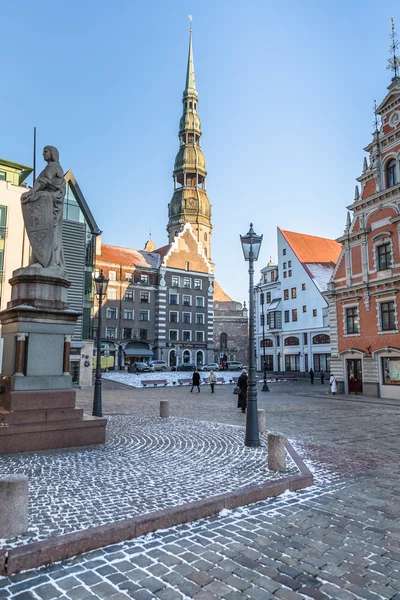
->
[185,19,196,94]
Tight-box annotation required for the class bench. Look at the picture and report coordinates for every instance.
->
[203,377,226,384]
[142,379,168,388]
[177,378,192,386]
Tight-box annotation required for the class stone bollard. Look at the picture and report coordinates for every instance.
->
[0,475,29,538]
[257,409,266,433]
[160,400,169,418]
[268,433,286,472]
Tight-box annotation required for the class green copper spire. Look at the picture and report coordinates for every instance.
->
[185,27,196,93]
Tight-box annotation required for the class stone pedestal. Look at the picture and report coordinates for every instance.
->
[0,266,106,454]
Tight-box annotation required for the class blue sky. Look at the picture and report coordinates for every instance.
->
[1,1,399,301]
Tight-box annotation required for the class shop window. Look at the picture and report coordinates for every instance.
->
[382,356,400,385]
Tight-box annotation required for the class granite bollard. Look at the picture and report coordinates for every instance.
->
[0,475,29,538]
[268,433,286,472]
[160,400,169,418]
[257,409,266,433]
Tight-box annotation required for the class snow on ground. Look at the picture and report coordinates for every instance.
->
[103,370,242,388]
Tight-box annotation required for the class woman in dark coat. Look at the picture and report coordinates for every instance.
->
[190,369,201,393]
[237,369,248,412]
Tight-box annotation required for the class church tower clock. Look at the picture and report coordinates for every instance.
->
[167,27,212,260]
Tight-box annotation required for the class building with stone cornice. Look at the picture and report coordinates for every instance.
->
[327,72,400,398]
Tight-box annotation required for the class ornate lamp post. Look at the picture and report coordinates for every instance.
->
[93,270,109,417]
[240,223,263,447]
[254,286,270,392]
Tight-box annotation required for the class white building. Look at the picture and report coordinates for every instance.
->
[255,228,341,374]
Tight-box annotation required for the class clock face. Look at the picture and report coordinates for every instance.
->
[389,111,400,127]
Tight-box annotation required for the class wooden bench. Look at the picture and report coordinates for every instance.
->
[202,377,225,384]
[177,378,192,386]
[142,379,168,388]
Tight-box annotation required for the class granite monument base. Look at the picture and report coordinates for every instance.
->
[0,267,106,455]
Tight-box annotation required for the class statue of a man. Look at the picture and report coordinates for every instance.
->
[21,146,66,271]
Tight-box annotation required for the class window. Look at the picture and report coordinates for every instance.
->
[139,329,148,340]
[196,313,204,325]
[292,309,298,322]
[288,261,292,267]
[183,277,191,288]
[271,271,275,282]
[387,159,397,187]
[106,307,117,319]
[377,243,392,271]
[140,291,150,303]
[196,296,205,308]
[141,274,149,285]
[303,332,308,344]
[283,249,286,255]
[169,311,179,323]
[182,312,191,324]
[303,305,307,312]
[284,336,300,346]
[108,270,117,281]
[108,289,117,300]
[204,248,207,257]
[288,270,292,277]
[260,339,273,347]
[183,331,191,342]
[0,171,6,181]
[284,310,290,323]
[382,356,400,385]
[283,271,287,278]
[183,295,191,306]
[284,289,289,300]
[125,272,132,281]
[313,309,317,317]
[172,276,180,287]
[169,330,178,341]
[169,293,178,305]
[313,334,330,344]
[194,279,202,290]
[123,328,132,339]
[185,261,190,271]
[302,283,306,290]
[381,301,396,331]
[204,232,207,241]
[196,331,204,343]
[123,309,133,320]
[291,287,297,299]
[124,290,134,301]
[260,315,265,326]
[313,354,331,372]
[346,307,359,333]
[268,311,282,329]
[220,333,228,348]
[106,327,117,338]
[283,262,287,269]
[285,354,300,371]
[139,310,149,321]
[266,292,271,303]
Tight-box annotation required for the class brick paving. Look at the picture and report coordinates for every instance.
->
[1,380,400,598]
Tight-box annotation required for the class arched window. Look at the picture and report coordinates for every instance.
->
[387,159,397,187]
[260,339,273,348]
[189,102,192,109]
[183,349,191,363]
[169,349,176,367]
[220,333,228,348]
[284,336,299,346]
[313,334,330,344]
[204,247,207,257]
[204,232,208,241]
[196,350,204,367]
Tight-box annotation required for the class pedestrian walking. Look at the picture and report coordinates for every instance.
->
[329,374,337,395]
[320,370,325,384]
[190,369,201,393]
[221,360,226,370]
[237,369,248,413]
[209,370,216,393]
[309,368,314,384]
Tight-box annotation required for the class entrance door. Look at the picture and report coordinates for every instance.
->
[347,359,363,394]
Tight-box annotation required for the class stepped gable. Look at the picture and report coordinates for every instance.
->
[161,223,213,274]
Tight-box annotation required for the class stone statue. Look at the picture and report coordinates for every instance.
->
[21,146,66,272]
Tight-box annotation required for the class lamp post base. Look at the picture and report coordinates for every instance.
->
[262,383,270,392]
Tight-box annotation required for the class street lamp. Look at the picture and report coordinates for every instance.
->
[93,270,109,417]
[254,286,270,392]
[240,223,263,447]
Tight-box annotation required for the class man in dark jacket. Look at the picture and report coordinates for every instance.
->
[237,369,248,412]
[309,368,314,384]
[190,369,201,393]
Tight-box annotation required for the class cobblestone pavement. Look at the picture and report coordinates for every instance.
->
[1,381,400,599]
[0,417,298,548]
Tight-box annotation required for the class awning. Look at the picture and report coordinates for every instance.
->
[267,299,281,311]
[124,348,154,357]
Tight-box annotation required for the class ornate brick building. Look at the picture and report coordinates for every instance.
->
[328,54,400,398]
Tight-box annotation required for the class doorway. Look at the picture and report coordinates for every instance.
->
[347,359,363,394]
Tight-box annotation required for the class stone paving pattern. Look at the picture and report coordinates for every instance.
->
[1,379,400,599]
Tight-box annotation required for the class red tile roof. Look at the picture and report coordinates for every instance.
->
[279,229,341,264]
[214,281,233,302]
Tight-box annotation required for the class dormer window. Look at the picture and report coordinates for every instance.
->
[387,159,397,187]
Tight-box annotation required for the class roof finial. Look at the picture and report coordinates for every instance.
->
[373,99,380,132]
[387,17,400,79]
[354,185,360,200]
